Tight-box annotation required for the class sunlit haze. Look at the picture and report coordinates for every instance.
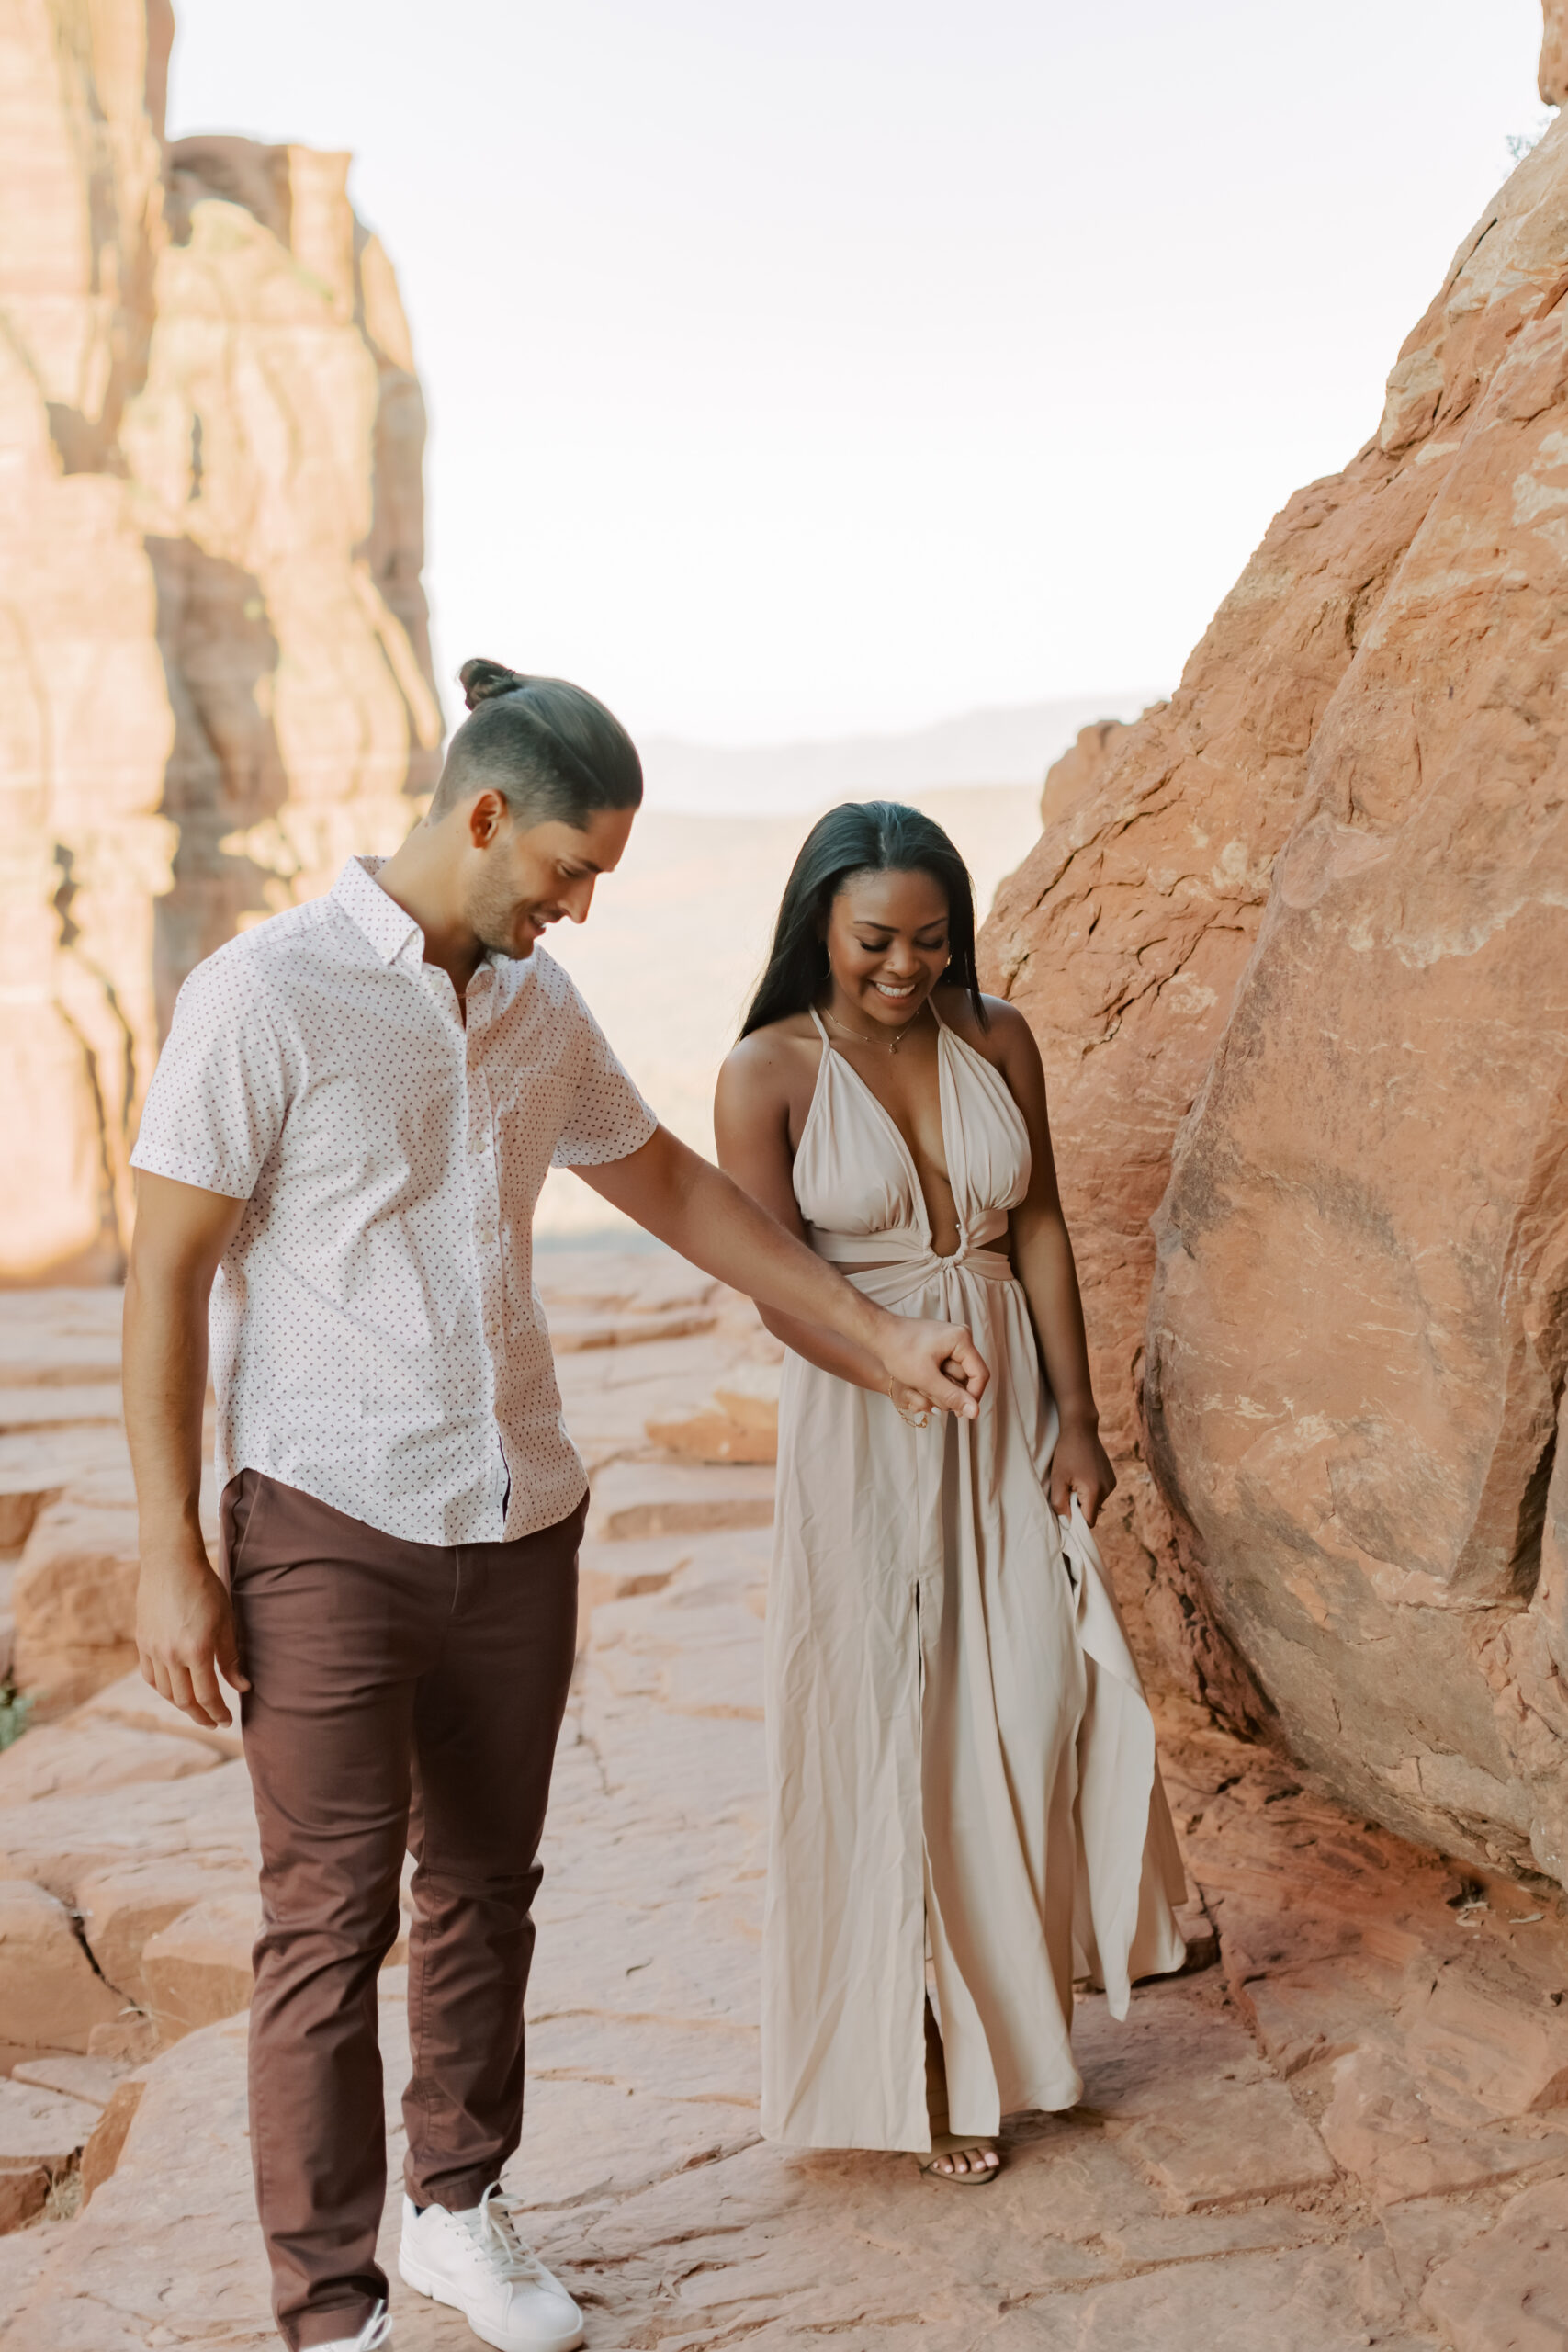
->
[168,0,1545,753]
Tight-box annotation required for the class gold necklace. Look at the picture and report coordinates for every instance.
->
[823,1002,912,1056]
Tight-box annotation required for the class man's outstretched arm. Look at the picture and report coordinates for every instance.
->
[574,1125,989,1419]
[123,1173,248,1730]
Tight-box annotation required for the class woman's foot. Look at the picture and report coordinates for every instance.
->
[921,1996,1002,2181]
[919,2132,1000,2182]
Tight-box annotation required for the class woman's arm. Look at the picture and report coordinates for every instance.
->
[986,1001,1119,1522]
[713,1034,929,1407]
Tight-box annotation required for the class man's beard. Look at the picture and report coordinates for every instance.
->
[465,863,535,961]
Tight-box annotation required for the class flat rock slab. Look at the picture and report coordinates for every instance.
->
[1113,2075,1337,2210]
[0,1391,123,1434]
[1319,2043,1568,2207]
[69,1667,243,1760]
[0,1720,221,1807]
[0,1758,257,1905]
[585,1459,774,1542]
[0,2080,102,2163]
[548,1306,720,1353]
[77,1852,258,2007]
[0,1426,130,1510]
[10,2055,121,2109]
[0,2078,102,2233]
[536,1253,718,1317]
[1422,2175,1568,2349]
[142,1890,262,2041]
[0,1293,124,1390]
[0,1878,123,2052]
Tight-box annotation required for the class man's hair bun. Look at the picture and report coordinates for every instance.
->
[458,657,531,710]
[433,658,643,831]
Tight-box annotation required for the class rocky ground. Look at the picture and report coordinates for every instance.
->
[1,1253,1567,2349]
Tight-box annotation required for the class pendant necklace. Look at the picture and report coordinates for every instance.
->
[823,1002,911,1056]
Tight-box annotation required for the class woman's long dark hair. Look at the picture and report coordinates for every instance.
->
[739,800,987,1039]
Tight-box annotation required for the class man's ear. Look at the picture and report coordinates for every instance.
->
[467,790,509,849]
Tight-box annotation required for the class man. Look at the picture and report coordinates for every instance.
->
[125,659,988,2352]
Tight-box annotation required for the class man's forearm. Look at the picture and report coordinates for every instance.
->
[584,1127,886,1354]
[122,1261,211,1546]
[581,1127,988,1416]
[123,1182,249,1728]
[756,1303,892,1395]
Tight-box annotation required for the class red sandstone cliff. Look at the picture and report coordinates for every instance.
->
[981,19,1568,1883]
[0,2,441,1283]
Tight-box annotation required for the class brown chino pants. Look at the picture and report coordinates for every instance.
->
[221,1469,585,2351]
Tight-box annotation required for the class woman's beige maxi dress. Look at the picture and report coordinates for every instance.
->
[762,1004,1188,2151]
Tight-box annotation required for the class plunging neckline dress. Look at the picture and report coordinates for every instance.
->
[761,1003,1187,2150]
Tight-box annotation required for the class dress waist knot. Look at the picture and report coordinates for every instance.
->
[810,1207,1014,1287]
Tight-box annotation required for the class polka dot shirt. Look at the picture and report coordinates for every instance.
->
[130,854,658,1545]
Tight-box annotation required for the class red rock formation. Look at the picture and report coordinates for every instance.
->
[1142,121,1568,1881]
[1541,0,1568,106]
[0,2,441,1284]
[979,335,1454,1719]
[1038,715,1138,830]
[982,44,1568,1882]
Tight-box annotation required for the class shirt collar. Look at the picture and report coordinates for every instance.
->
[332,855,425,967]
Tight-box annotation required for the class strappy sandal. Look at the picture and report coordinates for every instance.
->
[918,2132,1001,2184]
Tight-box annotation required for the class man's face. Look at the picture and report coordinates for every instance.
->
[461,798,636,961]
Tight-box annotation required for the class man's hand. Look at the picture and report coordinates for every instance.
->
[874,1314,989,1420]
[136,1537,249,1730]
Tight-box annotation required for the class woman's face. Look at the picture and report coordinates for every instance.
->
[822,866,952,1034]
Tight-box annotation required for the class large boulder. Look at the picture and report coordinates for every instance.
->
[979,55,1568,1879]
[1140,123,1568,1879]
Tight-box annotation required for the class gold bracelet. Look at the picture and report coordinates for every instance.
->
[886,1373,930,1431]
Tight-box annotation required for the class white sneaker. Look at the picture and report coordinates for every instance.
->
[398,2186,584,2351]
[316,2302,391,2351]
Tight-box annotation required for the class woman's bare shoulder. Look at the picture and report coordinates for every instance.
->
[717,1013,819,1099]
[935,988,1032,1062]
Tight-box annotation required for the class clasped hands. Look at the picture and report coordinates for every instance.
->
[874,1313,988,1431]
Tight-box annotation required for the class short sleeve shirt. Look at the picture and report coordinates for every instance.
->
[130,855,658,1544]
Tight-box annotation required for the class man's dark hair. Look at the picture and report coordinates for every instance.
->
[429,658,643,827]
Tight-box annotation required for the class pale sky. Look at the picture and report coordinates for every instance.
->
[167,0,1546,747]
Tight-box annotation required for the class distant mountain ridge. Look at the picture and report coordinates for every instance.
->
[638,691,1166,816]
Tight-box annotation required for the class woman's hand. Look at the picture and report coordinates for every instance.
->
[1049,1416,1118,1525]
[887,1376,932,1428]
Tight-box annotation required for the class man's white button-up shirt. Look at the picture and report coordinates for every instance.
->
[130,854,657,1545]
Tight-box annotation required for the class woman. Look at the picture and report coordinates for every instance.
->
[715,801,1187,2183]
